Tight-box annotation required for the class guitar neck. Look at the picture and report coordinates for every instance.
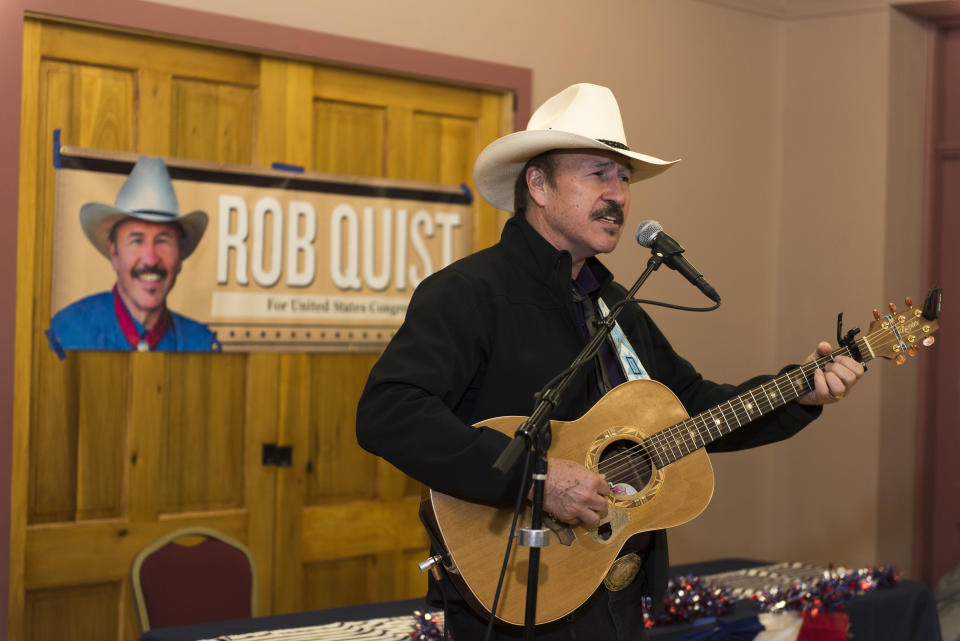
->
[649,337,875,469]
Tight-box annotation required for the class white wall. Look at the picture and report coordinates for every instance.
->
[145,0,932,574]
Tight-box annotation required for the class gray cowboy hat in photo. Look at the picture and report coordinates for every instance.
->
[473,83,680,212]
[79,155,208,259]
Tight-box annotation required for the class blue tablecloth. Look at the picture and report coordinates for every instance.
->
[140,559,941,641]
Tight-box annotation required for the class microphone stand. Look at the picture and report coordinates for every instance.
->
[491,251,666,641]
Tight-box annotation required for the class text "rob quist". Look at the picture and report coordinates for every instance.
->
[216,195,464,292]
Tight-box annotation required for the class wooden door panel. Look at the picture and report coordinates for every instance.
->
[170,78,256,164]
[313,100,386,177]
[161,355,247,513]
[301,551,428,609]
[270,353,308,614]
[126,355,165,521]
[302,556,376,610]
[305,353,379,504]
[39,61,135,153]
[300,497,426,561]
[26,582,121,641]
[74,352,129,520]
[411,112,475,185]
[256,58,313,171]
[242,353,283,616]
[398,548,431,598]
[28,348,79,525]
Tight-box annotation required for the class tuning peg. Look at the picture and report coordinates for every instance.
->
[873,309,880,320]
[894,354,907,365]
[889,302,898,314]
[905,297,914,308]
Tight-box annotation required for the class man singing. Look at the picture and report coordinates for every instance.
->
[357,83,862,640]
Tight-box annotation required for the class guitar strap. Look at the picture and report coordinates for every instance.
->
[594,297,653,592]
[596,297,649,382]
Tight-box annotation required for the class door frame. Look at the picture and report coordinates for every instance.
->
[898,0,960,586]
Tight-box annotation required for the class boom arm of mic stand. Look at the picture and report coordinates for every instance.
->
[492,389,559,475]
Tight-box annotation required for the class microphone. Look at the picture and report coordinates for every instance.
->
[635,220,721,303]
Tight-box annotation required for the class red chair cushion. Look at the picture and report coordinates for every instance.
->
[138,537,253,629]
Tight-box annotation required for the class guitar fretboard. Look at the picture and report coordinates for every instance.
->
[646,337,876,469]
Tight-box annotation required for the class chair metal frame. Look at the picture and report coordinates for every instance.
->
[130,526,258,632]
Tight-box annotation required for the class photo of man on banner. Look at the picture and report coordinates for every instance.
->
[46,156,221,353]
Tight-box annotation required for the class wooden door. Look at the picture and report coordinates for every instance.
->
[264,65,509,613]
[12,17,510,641]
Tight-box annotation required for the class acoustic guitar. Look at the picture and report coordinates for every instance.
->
[422,292,941,625]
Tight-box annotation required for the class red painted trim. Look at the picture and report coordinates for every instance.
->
[899,0,960,585]
[0,0,23,633]
[897,0,960,20]
[0,0,532,634]
[912,22,940,586]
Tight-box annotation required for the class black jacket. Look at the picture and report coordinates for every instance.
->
[356,213,820,635]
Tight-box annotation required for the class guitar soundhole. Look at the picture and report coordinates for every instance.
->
[597,438,653,497]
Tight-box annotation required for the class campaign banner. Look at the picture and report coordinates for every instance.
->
[48,148,472,353]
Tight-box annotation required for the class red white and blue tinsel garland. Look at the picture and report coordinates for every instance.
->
[750,565,898,617]
[642,576,737,628]
[409,565,898,637]
[641,565,899,628]
[410,610,447,641]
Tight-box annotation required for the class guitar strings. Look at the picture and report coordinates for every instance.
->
[596,352,836,479]
[596,331,909,482]
[592,332,905,484]
[595,350,854,482]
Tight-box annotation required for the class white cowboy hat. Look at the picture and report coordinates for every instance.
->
[79,156,208,260]
[473,83,679,212]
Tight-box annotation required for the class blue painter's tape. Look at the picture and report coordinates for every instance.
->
[53,129,61,169]
[459,183,474,205]
[45,329,66,361]
[271,162,305,173]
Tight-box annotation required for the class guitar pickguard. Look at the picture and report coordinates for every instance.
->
[588,505,630,544]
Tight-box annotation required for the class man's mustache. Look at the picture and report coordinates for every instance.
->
[592,202,624,225]
[131,264,168,279]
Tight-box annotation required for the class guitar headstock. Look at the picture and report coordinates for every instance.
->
[865,287,941,363]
